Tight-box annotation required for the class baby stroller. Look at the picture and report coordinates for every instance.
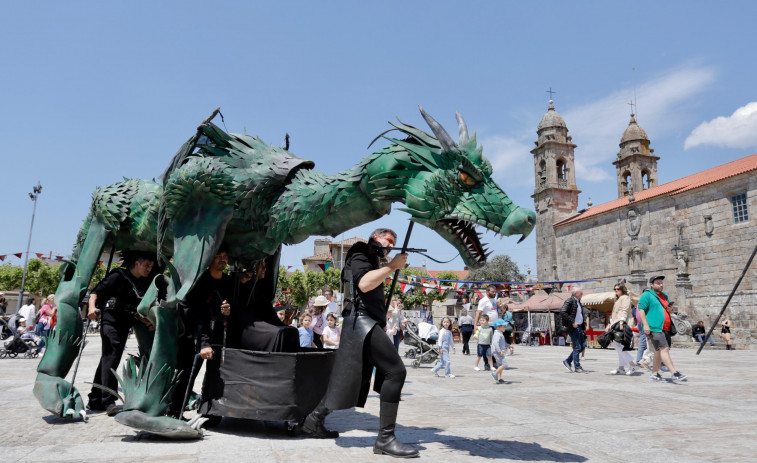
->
[0,332,40,359]
[402,320,439,368]
[0,317,13,340]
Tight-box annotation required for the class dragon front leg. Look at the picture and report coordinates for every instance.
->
[34,218,110,420]
[114,198,234,439]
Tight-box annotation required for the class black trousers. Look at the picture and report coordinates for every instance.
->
[364,326,407,403]
[461,330,473,355]
[88,317,131,407]
[169,334,198,415]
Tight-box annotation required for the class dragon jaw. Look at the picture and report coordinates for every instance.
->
[432,205,535,268]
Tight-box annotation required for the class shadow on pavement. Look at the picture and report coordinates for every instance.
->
[333,410,587,461]
[111,410,586,461]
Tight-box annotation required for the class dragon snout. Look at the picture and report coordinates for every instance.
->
[501,207,536,243]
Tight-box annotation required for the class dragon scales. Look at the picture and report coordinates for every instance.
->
[33,107,535,437]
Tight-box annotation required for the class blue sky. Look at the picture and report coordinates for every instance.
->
[2,1,756,277]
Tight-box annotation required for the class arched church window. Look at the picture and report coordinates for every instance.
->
[556,159,567,181]
[642,170,651,190]
[622,171,631,195]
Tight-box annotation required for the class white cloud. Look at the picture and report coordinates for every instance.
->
[480,135,535,187]
[684,102,757,149]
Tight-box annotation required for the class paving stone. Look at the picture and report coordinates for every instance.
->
[1,338,754,462]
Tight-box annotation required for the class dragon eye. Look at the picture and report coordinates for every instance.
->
[459,171,477,186]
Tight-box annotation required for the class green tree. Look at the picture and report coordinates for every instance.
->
[466,255,524,283]
[0,263,24,291]
[435,271,463,282]
[24,259,62,296]
[278,267,341,308]
[383,267,447,310]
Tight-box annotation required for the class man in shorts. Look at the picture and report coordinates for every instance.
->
[637,276,687,382]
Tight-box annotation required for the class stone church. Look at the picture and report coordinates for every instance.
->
[532,101,757,348]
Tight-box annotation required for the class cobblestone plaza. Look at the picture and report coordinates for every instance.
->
[1,338,753,462]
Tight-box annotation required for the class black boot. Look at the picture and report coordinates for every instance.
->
[301,403,339,438]
[373,401,419,458]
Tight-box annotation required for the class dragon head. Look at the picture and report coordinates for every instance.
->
[367,106,535,268]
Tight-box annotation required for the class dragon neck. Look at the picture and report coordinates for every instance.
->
[270,151,401,244]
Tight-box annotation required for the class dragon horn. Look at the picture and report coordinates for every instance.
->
[419,105,457,153]
[455,111,469,146]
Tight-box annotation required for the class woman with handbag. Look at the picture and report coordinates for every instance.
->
[608,284,637,375]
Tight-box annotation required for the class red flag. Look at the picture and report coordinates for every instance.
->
[97,261,104,266]
[14,253,22,258]
[399,283,406,292]
[35,252,44,259]
[567,285,571,291]
[317,263,325,271]
[55,255,64,260]
[474,289,483,298]
[0,255,5,261]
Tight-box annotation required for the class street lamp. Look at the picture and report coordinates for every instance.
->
[17,182,42,311]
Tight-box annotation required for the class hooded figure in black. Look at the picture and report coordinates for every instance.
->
[301,228,419,458]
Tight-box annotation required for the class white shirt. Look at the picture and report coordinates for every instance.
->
[477,296,499,324]
[18,304,36,325]
[325,301,338,316]
[322,325,340,349]
[574,300,584,325]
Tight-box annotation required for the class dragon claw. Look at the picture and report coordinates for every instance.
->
[187,415,209,430]
[115,410,205,439]
[34,372,86,420]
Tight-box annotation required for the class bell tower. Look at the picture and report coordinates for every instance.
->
[613,112,659,197]
[531,99,580,281]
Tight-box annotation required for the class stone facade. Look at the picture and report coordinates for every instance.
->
[533,102,757,348]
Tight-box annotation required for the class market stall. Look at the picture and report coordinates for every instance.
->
[507,293,573,346]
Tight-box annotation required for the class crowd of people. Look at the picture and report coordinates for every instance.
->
[3,235,743,460]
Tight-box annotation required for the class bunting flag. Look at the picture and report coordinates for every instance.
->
[474,289,483,298]
[97,261,104,266]
[403,284,413,293]
[0,255,5,261]
[55,255,64,260]
[324,262,332,270]
[287,265,293,269]
[35,252,44,259]
[567,285,572,291]
[14,253,22,258]
[399,283,406,293]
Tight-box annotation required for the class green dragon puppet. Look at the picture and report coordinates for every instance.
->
[33,107,535,438]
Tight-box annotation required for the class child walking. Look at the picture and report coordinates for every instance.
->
[474,315,493,371]
[492,320,509,383]
[432,317,456,378]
